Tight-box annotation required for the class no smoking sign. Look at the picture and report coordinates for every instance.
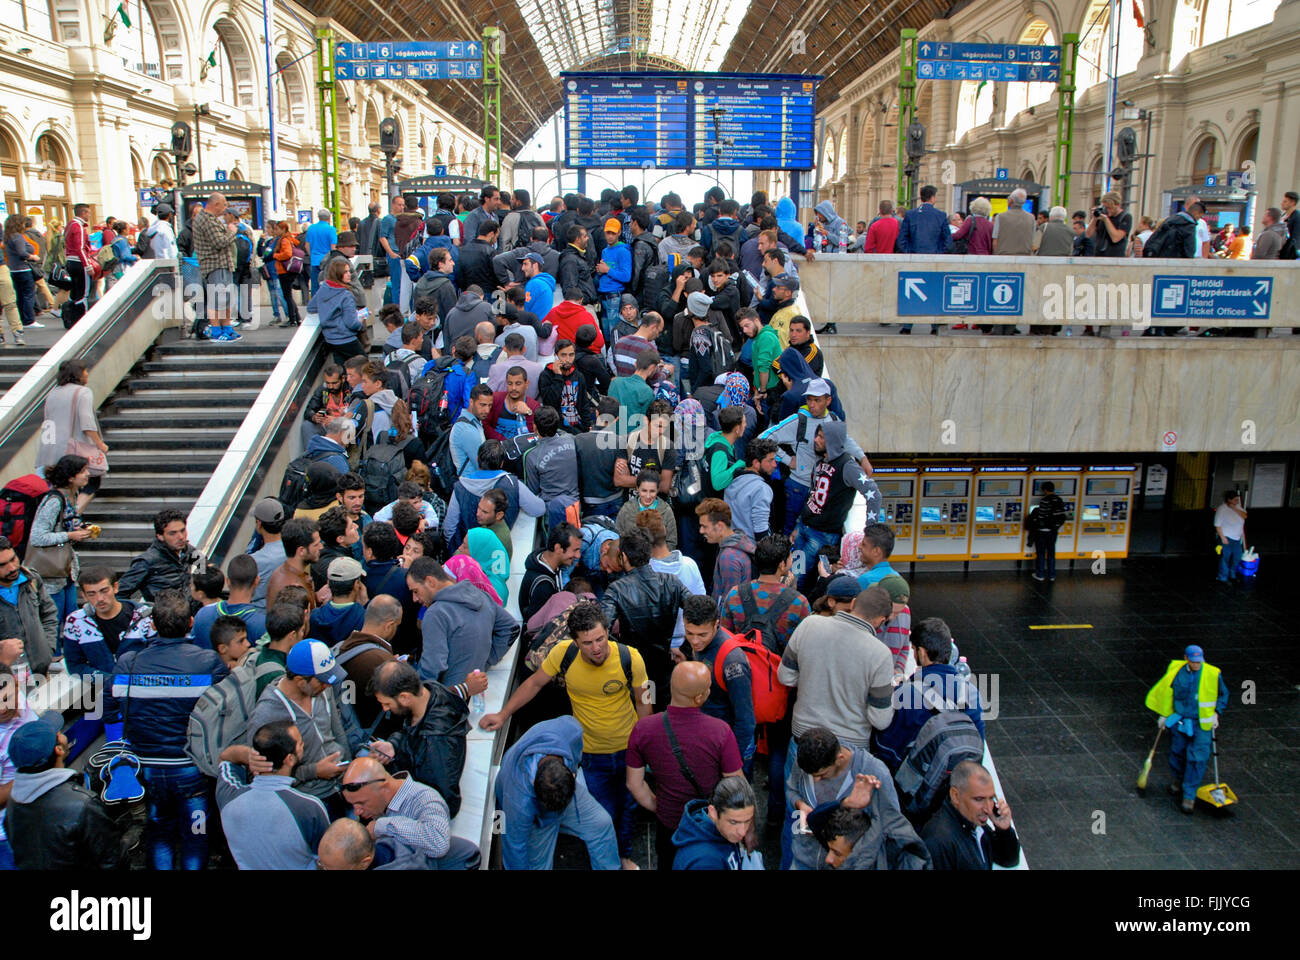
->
[1161,430,1178,452]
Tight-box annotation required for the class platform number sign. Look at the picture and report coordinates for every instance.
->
[1204,174,1218,187]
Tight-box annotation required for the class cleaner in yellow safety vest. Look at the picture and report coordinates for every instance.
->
[1144,644,1228,814]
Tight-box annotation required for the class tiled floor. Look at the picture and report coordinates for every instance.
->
[559,556,1299,870]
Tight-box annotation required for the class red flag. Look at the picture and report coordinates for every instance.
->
[1133,0,1145,28]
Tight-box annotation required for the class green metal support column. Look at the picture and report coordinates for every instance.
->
[316,27,341,224]
[896,28,919,210]
[482,26,502,184]
[1053,33,1079,210]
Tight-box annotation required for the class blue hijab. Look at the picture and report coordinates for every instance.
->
[776,346,844,421]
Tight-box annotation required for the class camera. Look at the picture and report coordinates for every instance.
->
[1093,206,1105,219]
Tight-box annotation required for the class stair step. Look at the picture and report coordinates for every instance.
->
[110,393,260,409]
[88,496,200,513]
[136,364,278,378]
[96,475,209,494]
[117,386,263,400]
[103,434,236,450]
[100,411,247,428]
[99,452,224,471]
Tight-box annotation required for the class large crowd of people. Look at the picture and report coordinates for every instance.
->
[0,183,1029,872]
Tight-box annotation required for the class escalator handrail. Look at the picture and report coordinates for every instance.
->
[0,259,179,454]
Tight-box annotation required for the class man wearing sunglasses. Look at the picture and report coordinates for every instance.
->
[339,756,480,870]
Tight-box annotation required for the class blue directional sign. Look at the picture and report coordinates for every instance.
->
[433,165,447,177]
[1204,174,1218,187]
[917,41,1061,63]
[917,60,1060,82]
[334,41,479,61]
[335,60,481,81]
[995,168,1008,180]
[897,272,1025,316]
[1151,276,1271,320]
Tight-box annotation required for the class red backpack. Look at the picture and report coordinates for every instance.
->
[0,474,52,560]
[713,626,789,724]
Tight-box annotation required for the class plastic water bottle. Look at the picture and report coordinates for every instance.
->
[470,692,487,716]
[956,656,971,680]
[12,649,30,689]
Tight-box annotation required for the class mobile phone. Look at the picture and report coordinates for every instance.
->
[336,760,351,767]
[817,556,831,577]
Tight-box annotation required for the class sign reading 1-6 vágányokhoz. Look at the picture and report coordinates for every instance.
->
[1151,276,1272,320]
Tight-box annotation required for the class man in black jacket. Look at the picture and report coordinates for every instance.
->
[921,760,1020,870]
[117,508,198,603]
[519,523,582,623]
[1026,481,1069,582]
[370,659,485,820]
[6,710,126,869]
[627,207,659,302]
[456,220,501,294]
[557,225,598,305]
[599,529,688,710]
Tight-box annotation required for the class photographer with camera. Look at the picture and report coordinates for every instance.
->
[1086,192,1132,258]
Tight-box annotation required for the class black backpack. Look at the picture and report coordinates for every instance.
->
[638,263,670,312]
[359,436,412,514]
[382,353,412,399]
[278,449,335,514]
[894,683,985,826]
[1142,215,1195,258]
[734,582,798,654]
[408,357,457,444]
[133,227,156,259]
[423,424,462,501]
[512,210,544,250]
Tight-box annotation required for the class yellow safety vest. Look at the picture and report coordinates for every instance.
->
[1144,660,1221,731]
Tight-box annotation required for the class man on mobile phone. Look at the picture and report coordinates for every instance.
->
[921,760,1020,870]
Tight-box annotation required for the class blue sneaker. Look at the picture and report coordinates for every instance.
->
[200,327,224,341]
[224,327,243,341]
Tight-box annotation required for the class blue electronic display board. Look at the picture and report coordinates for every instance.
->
[562,72,819,171]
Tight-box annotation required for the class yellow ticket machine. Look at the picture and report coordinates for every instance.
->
[970,466,1030,559]
[872,467,919,561]
[1076,465,1137,558]
[1026,467,1083,559]
[916,469,974,559]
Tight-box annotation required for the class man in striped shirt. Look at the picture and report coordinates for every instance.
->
[611,311,665,378]
[340,757,480,869]
[216,720,329,870]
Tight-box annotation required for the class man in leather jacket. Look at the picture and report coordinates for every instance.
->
[369,660,485,819]
[6,711,125,869]
[599,529,689,710]
[116,508,197,603]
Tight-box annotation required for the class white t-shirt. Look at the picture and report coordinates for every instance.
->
[1195,219,1211,257]
[149,219,178,259]
[1213,503,1244,541]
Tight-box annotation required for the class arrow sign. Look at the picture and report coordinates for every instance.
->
[1255,279,1271,296]
[467,42,479,56]
[920,42,932,56]
[905,277,927,301]
[1253,300,1267,316]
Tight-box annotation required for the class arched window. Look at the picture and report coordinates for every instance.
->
[33,133,72,223]
[364,106,381,154]
[1078,0,1145,90]
[1235,127,1258,171]
[1,0,54,40]
[116,0,163,79]
[1,127,25,219]
[820,131,836,183]
[284,179,298,217]
[275,52,308,126]
[1190,137,1218,182]
[1200,0,1281,48]
[835,127,848,181]
[230,166,243,182]
[955,80,994,140]
[1004,20,1057,122]
[202,27,241,106]
[151,153,173,187]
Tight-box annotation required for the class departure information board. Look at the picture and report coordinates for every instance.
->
[562,72,819,170]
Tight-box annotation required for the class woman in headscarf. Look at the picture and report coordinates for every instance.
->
[710,372,758,461]
[464,526,510,605]
[774,346,845,422]
[444,550,504,607]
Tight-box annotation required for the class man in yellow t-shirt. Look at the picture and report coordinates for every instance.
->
[479,601,650,868]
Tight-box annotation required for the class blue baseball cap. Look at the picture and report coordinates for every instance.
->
[1184,644,1205,663]
[7,711,66,771]
[286,639,343,685]
[825,576,860,600]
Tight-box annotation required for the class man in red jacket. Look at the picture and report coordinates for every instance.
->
[63,203,101,323]
[484,366,540,442]
[863,201,901,254]
[543,286,605,351]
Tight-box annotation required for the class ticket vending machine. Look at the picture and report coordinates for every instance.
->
[1026,466,1083,560]
[1075,465,1138,558]
[871,467,919,561]
[970,466,1030,559]
[915,469,974,559]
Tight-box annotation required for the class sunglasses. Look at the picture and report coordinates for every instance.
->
[340,778,383,794]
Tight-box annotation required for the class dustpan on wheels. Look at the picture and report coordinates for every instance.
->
[1195,729,1237,813]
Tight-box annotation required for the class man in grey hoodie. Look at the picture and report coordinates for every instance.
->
[407,557,517,687]
[442,285,495,351]
[812,199,852,252]
[724,438,778,543]
[524,406,580,528]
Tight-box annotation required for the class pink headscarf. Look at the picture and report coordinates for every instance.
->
[443,554,503,606]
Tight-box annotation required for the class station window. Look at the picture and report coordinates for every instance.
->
[1,0,55,40]
[1003,20,1057,122]
[115,0,163,79]
[1078,0,1144,90]
[955,80,994,140]
[202,27,242,107]
[1190,137,1217,183]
